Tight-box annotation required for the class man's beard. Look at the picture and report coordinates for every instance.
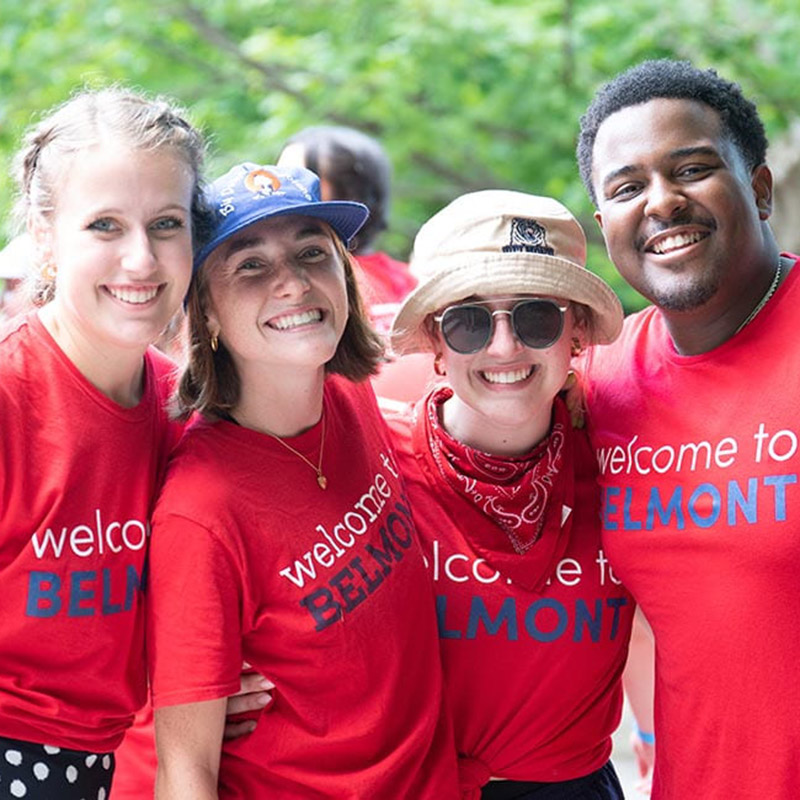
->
[647,270,720,313]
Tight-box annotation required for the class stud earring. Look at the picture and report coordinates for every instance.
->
[433,353,446,377]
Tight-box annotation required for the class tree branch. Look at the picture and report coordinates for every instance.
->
[166,3,498,191]
[176,2,313,107]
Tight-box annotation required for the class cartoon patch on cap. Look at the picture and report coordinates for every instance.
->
[502,217,555,255]
[244,168,281,197]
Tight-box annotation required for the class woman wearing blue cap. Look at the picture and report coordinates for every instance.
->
[146,164,459,798]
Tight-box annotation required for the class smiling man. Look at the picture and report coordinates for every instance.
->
[577,60,800,799]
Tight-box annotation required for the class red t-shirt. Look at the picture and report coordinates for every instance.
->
[354,251,417,337]
[354,251,416,307]
[0,312,176,752]
[586,255,800,799]
[384,395,634,797]
[147,376,458,799]
[111,704,157,797]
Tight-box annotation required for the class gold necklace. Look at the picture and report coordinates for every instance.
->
[734,258,783,335]
[266,409,327,490]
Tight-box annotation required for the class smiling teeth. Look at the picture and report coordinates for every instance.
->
[271,309,322,330]
[482,367,533,384]
[652,232,705,254]
[107,286,159,304]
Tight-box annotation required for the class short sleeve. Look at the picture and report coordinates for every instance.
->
[147,511,243,708]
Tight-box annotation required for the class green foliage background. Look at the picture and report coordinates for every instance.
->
[1,0,798,310]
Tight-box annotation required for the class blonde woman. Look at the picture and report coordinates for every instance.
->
[0,88,203,798]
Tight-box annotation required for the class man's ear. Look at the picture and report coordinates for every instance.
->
[752,164,773,221]
[593,209,614,260]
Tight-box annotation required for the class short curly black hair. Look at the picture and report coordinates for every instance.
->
[577,59,768,206]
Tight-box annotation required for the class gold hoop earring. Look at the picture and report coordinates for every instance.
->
[210,333,219,352]
[41,260,57,282]
[433,352,446,377]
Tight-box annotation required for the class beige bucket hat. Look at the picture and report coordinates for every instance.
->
[390,190,623,355]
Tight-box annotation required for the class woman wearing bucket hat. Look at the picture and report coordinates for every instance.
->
[146,163,459,798]
[386,191,636,799]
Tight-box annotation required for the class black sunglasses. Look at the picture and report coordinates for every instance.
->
[434,297,569,354]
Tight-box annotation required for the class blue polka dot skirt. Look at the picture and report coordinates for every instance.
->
[0,736,114,799]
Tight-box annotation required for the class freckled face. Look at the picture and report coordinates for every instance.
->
[203,215,349,376]
[592,98,772,312]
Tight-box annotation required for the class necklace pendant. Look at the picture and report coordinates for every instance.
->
[317,473,328,490]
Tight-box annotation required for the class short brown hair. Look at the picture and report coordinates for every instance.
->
[174,226,384,420]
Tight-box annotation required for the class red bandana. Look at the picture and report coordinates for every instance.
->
[418,386,576,591]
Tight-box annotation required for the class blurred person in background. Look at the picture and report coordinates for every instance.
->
[0,234,32,322]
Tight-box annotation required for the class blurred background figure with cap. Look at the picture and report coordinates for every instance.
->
[0,235,32,323]
[384,190,643,800]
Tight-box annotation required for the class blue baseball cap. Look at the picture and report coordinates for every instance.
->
[193,162,369,272]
